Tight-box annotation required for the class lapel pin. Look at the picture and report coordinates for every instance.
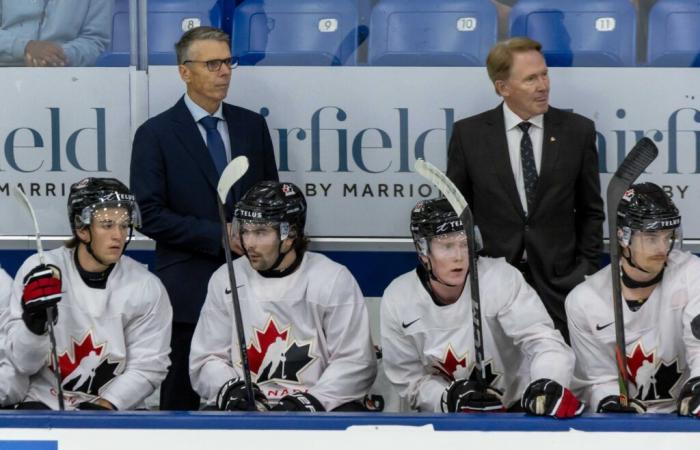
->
[550,136,556,142]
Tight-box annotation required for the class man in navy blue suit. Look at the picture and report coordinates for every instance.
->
[130,26,278,410]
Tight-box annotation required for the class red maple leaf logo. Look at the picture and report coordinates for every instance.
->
[247,318,288,375]
[54,332,105,381]
[435,345,467,380]
[627,342,654,385]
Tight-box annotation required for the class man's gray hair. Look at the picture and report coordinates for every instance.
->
[175,26,230,64]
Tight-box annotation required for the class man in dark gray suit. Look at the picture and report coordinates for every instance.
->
[130,26,278,410]
[447,37,604,341]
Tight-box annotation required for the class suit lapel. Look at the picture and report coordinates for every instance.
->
[486,105,526,219]
[171,97,220,192]
[533,108,562,213]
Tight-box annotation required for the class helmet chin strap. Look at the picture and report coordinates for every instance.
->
[244,233,300,278]
[424,257,461,288]
[78,226,132,269]
[621,247,651,274]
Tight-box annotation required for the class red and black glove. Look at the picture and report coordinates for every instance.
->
[216,378,269,411]
[678,377,700,418]
[522,378,584,418]
[597,395,646,413]
[21,264,62,335]
[271,392,325,412]
[441,379,505,413]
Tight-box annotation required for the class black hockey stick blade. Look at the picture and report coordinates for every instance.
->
[606,137,658,406]
[216,156,256,410]
[13,187,65,411]
[414,159,486,382]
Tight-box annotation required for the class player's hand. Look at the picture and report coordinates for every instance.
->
[678,377,700,417]
[216,378,269,411]
[271,392,325,412]
[227,223,244,256]
[24,40,67,67]
[597,395,646,413]
[21,264,62,335]
[441,379,505,413]
[522,378,584,418]
[76,398,117,410]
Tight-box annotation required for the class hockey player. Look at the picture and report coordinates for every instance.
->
[4,178,172,410]
[381,198,582,417]
[0,267,28,407]
[567,182,700,416]
[190,181,377,412]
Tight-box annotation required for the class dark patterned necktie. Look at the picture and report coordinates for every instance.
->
[199,115,227,175]
[517,121,538,212]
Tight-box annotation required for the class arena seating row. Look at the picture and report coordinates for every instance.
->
[96,0,700,67]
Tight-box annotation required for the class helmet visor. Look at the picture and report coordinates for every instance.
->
[630,228,682,255]
[428,230,469,260]
[78,198,141,229]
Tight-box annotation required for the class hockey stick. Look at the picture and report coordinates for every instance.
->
[414,159,487,383]
[12,187,65,411]
[606,137,658,407]
[215,156,256,411]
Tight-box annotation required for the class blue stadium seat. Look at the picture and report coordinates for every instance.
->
[648,0,700,67]
[233,0,360,66]
[96,0,223,66]
[368,0,498,66]
[509,0,636,67]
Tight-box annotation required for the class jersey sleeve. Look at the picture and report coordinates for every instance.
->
[0,269,29,406]
[682,255,700,379]
[189,270,240,405]
[5,256,53,377]
[495,263,575,388]
[380,286,447,412]
[566,285,618,411]
[307,266,377,411]
[100,276,173,410]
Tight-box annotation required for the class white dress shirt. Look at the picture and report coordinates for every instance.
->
[184,94,232,163]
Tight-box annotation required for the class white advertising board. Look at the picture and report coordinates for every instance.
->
[1,67,699,239]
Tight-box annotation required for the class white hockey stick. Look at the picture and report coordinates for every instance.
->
[606,137,658,407]
[13,187,65,410]
[414,159,487,383]
[215,156,256,410]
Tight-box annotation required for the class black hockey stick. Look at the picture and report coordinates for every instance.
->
[216,156,256,411]
[607,137,658,407]
[414,159,487,383]
[13,187,65,411]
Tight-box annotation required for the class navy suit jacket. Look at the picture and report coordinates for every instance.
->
[447,104,604,331]
[130,97,278,323]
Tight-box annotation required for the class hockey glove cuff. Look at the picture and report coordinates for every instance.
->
[271,392,325,412]
[597,395,646,414]
[441,379,505,413]
[522,378,584,418]
[216,378,269,412]
[678,377,700,417]
[21,264,62,335]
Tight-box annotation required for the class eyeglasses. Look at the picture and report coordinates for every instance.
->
[183,57,237,72]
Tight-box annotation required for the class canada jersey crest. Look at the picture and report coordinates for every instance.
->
[53,331,122,396]
[246,317,316,384]
[627,341,683,403]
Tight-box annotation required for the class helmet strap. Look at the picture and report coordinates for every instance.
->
[621,264,665,289]
[621,247,651,274]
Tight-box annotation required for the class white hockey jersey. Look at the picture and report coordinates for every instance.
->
[190,251,377,411]
[566,250,700,413]
[381,257,574,412]
[0,267,28,406]
[5,247,172,410]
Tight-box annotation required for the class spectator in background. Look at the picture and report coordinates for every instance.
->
[130,26,278,411]
[0,0,111,67]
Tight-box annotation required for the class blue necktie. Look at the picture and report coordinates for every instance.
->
[199,116,227,175]
[518,121,538,213]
